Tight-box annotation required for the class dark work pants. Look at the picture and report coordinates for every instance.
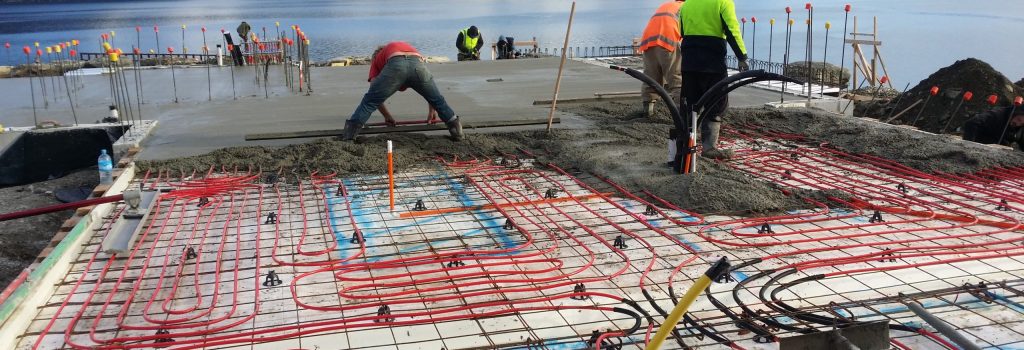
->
[682,71,728,122]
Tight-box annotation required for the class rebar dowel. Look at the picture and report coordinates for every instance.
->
[132,51,143,121]
[203,28,212,101]
[137,29,144,104]
[768,19,775,65]
[885,82,912,121]
[806,6,813,104]
[38,54,49,108]
[822,22,830,96]
[59,50,78,125]
[26,52,38,126]
[998,104,1020,145]
[47,52,58,100]
[169,49,179,103]
[751,18,757,60]
[781,11,792,103]
[839,6,851,93]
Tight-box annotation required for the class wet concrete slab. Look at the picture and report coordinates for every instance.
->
[0,58,783,160]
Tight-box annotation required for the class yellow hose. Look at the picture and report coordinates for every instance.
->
[645,257,730,350]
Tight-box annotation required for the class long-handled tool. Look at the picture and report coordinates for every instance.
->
[644,257,731,350]
[997,96,1024,145]
[940,91,973,134]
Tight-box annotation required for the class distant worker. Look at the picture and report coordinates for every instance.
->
[962,106,1024,148]
[341,42,464,141]
[679,0,748,159]
[639,0,684,118]
[237,21,251,43]
[456,26,483,61]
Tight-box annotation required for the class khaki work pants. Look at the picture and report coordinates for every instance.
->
[641,46,682,106]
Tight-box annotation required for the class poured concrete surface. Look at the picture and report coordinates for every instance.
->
[0,58,782,160]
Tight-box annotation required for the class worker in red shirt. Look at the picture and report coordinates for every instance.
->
[638,0,684,118]
[341,42,464,141]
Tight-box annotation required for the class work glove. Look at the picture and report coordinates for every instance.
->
[738,60,750,72]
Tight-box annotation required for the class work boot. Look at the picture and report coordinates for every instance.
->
[446,117,464,141]
[340,119,363,141]
[701,148,734,160]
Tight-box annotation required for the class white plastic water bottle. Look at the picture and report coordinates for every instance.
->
[98,149,113,184]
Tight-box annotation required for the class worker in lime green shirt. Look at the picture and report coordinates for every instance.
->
[679,0,748,160]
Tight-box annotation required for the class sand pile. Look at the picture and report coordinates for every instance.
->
[865,59,1023,133]
[728,107,1024,173]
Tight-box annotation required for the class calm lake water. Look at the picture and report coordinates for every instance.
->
[0,0,1022,86]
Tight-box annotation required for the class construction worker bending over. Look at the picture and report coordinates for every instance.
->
[341,42,464,141]
[639,0,684,118]
[457,26,483,61]
[962,106,1024,148]
[679,0,748,160]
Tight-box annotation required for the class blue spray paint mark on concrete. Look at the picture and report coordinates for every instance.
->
[334,170,523,261]
[435,168,516,250]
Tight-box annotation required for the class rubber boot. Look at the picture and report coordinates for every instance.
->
[643,101,656,118]
[700,121,733,160]
[340,119,363,141]
[446,117,464,141]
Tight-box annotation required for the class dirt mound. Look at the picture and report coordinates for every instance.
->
[785,61,850,87]
[876,58,1023,133]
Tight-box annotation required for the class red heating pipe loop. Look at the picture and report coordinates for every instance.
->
[327,166,614,302]
[272,180,366,267]
[102,193,231,336]
[590,173,705,225]
[82,186,264,343]
[109,188,255,333]
[141,194,229,322]
[544,165,704,288]
[110,196,192,328]
[185,296,629,350]
[288,167,598,313]
[293,181,339,257]
[825,249,1024,277]
[30,205,128,349]
[790,245,1024,271]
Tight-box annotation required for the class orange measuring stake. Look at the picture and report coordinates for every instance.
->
[388,140,395,211]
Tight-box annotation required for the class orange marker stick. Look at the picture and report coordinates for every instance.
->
[388,140,395,211]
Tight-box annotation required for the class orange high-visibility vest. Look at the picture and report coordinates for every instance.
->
[639,1,683,53]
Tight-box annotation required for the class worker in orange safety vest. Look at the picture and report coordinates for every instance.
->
[638,0,684,118]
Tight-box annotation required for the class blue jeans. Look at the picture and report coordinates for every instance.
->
[349,56,457,125]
